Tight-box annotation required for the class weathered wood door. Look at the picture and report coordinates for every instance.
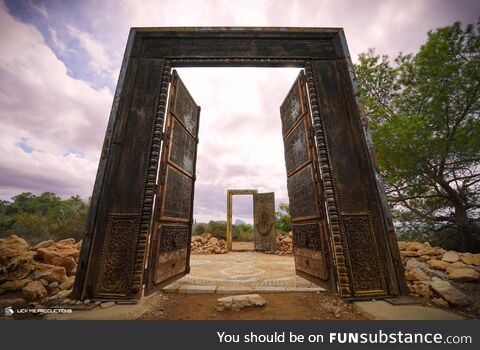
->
[144,70,200,295]
[280,70,333,290]
[253,192,276,251]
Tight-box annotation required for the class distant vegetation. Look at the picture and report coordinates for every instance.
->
[193,220,254,241]
[0,192,293,246]
[275,203,291,234]
[0,192,88,244]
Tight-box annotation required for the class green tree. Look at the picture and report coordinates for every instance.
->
[206,220,226,239]
[0,192,89,243]
[355,20,480,252]
[275,203,291,233]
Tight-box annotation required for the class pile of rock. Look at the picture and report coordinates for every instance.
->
[275,233,293,255]
[0,235,80,304]
[191,233,228,254]
[399,241,480,315]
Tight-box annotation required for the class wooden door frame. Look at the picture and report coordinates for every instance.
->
[73,27,408,301]
[226,189,257,251]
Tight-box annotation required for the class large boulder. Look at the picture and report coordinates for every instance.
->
[36,242,79,266]
[405,267,431,282]
[59,276,75,290]
[406,258,423,269]
[417,248,436,256]
[405,242,425,251]
[430,280,468,307]
[0,235,36,282]
[208,237,219,246]
[448,268,479,283]
[401,251,419,257]
[22,281,47,301]
[0,235,29,252]
[446,261,467,274]
[0,278,32,294]
[442,251,460,263]
[32,240,54,250]
[215,294,266,311]
[459,253,480,266]
[57,238,76,246]
[427,259,449,271]
[34,266,67,283]
[63,256,77,276]
[412,283,433,299]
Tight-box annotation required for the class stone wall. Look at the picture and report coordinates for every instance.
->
[398,241,480,316]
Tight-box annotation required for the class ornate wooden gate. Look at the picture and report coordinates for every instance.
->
[144,70,200,295]
[73,27,408,301]
[280,71,332,289]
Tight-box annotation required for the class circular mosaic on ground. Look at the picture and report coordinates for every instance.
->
[165,252,324,291]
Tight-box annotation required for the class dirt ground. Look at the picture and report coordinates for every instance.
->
[231,241,254,251]
[139,292,366,320]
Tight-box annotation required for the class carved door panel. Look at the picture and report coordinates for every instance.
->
[144,70,200,295]
[280,70,332,288]
[253,192,276,251]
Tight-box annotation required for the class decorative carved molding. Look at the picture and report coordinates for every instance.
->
[158,226,189,253]
[292,223,322,251]
[95,214,140,297]
[305,61,351,297]
[170,58,306,67]
[132,60,172,296]
[162,166,193,220]
[342,214,387,296]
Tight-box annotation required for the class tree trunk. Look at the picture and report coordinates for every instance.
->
[435,177,474,252]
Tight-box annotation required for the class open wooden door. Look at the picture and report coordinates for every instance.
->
[253,192,276,252]
[144,70,200,295]
[280,70,333,290]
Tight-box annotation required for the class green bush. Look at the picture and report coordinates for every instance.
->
[233,223,253,241]
[193,223,207,235]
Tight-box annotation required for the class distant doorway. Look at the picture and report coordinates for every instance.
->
[226,189,276,252]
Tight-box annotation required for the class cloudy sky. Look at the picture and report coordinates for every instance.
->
[0,0,478,223]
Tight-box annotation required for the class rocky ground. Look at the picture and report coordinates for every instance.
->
[0,235,79,306]
[1,234,479,319]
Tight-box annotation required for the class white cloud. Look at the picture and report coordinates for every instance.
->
[67,24,113,77]
[47,26,66,52]
[28,0,48,19]
[0,2,112,199]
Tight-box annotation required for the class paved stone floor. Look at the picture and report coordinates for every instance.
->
[163,252,325,293]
